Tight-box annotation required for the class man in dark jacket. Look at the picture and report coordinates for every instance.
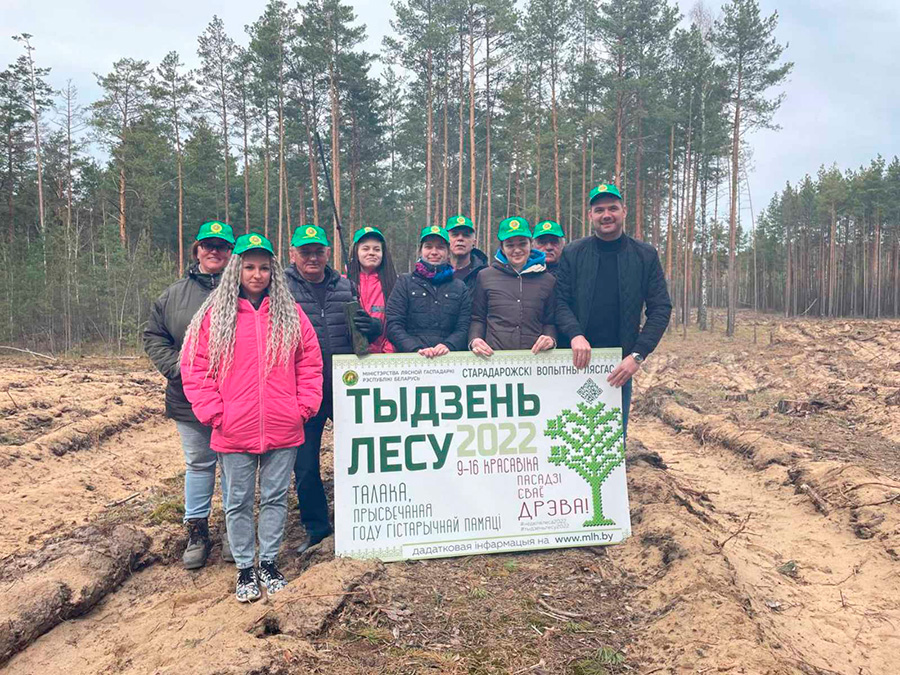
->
[285,224,382,553]
[144,220,235,569]
[446,214,488,290]
[556,184,672,433]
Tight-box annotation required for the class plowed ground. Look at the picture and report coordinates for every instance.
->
[1,314,898,675]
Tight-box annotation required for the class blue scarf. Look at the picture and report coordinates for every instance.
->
[414,259,455,285]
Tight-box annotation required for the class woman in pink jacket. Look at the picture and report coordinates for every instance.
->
[182,233,323,603]
[348,226,397,353]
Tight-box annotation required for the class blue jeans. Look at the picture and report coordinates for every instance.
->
[220,447,298,569]
[621,377,633,438]
[293,408,333,540]
[176,421,227,522]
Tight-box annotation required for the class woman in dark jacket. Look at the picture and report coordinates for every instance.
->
[143,221,235,570]
[469,216,557,357]
[385,225,471,358]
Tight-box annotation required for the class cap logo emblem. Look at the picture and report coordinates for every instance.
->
[509,220,520,230]
[305,227,316,237]
[598,184,608,192]
[543,222,552,230]
[249,235,262,245]
[364,227,373,233]
[456,216,465,224]
[210,222,223,233]
[430,226,440,234]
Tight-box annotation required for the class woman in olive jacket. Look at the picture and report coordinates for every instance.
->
[469,217,557,357]
[385,225,472,357]
[143,221,235,570]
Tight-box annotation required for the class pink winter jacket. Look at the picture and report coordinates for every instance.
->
[181,297,323,454]
[358,271,395,353]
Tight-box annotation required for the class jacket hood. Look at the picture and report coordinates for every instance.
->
[286,263,341,287]
[471,247,489,271]
[492,248,547,276]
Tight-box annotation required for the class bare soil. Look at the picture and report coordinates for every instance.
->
[1,314,898,674]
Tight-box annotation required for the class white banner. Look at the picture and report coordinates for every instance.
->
[332,349,631,561]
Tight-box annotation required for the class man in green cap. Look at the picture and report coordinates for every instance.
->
[533,220,566,277]
[144,220,236,569]
[556,183,672,435]
[445,214,488,291]
[285,224,382,554]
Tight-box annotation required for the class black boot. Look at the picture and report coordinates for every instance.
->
[183,518,211,570]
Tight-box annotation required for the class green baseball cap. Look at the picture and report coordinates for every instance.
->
[233,232,274,256]
[419,224,450,243]
[589,183,623,203]
[498,216,532,241]
[535,220,565,238]
[196,220,235,245]
[291,224,330,247]
[446,214,474,231]
[353,226,385,245]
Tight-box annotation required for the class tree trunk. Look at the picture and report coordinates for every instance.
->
[302,94,319,227]
[584,135,590,239]
[277,84,285,260]
[634,116,643,240]
[118,164,127,247]
[425,14,434,232]
[550,49,560,224]
[242,96,251,234]
[457,26,465,214]
[828,202,836,315]
[726,75,741,337]
[484,24,493,245]
[24,40,47,261]
[329,56,342,271]
[665,125,675,287]
[264,101,271,237]
[442,68,449,226]
[176,128,184,275]
[534,65,542,218]
[614,41,624,187]
[6,127,13,246]
[468,3,476,216]
[219,59,230,225]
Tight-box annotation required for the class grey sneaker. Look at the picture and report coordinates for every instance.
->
[258,560,288,595]
[221,528,234,563]
[182,518,211,570]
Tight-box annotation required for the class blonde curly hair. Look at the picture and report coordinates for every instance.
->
[183,252,302,378]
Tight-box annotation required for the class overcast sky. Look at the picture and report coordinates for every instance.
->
[1,0,897,220]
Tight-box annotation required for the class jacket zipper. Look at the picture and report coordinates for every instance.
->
[255,306,266,452]
[519,274,524,332]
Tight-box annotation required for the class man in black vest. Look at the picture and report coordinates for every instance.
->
[285,224,382,553]
[556,184,672,434]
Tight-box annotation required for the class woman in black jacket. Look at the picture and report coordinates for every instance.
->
[385,225,471,357]
[143,221,235,570]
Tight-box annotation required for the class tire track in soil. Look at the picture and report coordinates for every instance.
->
[631,417,899,675]
[0,416,181,559]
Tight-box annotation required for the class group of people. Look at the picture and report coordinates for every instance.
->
[143,183,672,603]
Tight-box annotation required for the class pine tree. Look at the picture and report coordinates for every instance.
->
[91,58,154,247]
[713,0,792,336]
[197,16,236,225]
[153,52,195,274]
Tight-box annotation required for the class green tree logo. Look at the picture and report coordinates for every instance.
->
[545,402,625,527]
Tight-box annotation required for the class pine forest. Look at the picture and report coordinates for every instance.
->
[2,0,895,353]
